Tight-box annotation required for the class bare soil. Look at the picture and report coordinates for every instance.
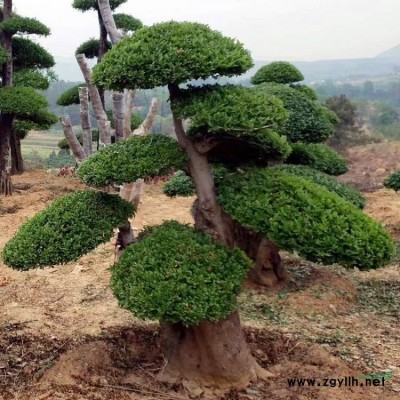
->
[0,168,399,400]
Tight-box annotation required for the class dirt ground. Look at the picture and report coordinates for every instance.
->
[1,167,400,400]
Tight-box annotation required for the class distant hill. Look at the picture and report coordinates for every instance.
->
[376,43,400,60]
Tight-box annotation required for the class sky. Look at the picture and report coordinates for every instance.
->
[13,0,400,61]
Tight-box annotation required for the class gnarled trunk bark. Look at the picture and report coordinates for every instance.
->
[0,114,13,195]
[10,129,23,174]
[159,311,271,387]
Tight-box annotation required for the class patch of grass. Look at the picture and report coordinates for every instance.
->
[357,279,400,319]
[238,291,291,325]
[315,330,344,346]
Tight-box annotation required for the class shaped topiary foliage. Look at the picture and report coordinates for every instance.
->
[163,171,196,197]
[13,70,50,90]
[0,87,47,115]
[172,85,291,163]
[384,171,400,192]
[270,164,365,209]
[0,14,50,36]
[111,221,252,326]
[2,191,135,270]
[77,134,187,186]
[290,84,318,101]
[217,169,394,269]
[251,61,304,85]
[256,83,336,143]
[93,21,253,90]
[113,13,143,32]
[12,37,55,70]
[75,38,112,58]
[73,0,127,11]
[172,85,287,135]
[287,143,348,176]
[56,83,86,106]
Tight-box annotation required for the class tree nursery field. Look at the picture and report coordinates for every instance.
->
[0,164,399,400]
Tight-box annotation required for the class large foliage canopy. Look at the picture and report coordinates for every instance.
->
[2,191,135,270]
[218,169,394,269]
[112,221,252,326]
[93,21,253,90]
[0,14,50,36]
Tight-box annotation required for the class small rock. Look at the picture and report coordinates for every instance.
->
[183,380,203,397]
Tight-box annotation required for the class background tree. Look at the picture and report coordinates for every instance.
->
[325,94,364,148]
[0,1,56,193]
[3,21,394,387]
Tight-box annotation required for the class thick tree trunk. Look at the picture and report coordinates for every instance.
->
[76,54,111,146]
[79,87,92,157]
[132,97,160,136]
[0,1,14,195]
[112,92,124,142]
[96,8,108,106]
[159,311,271,387]
[97,0,123,44]
[60,116,87,163]
[10,129,23,174]
[168,84,232,245]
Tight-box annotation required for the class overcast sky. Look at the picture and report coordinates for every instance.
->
[13,0,400,61]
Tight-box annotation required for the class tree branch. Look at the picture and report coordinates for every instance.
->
[112,92,124,142]
[76,53,111,146]
[60,115,87,163]
[133,97,159,136]
[97,0,123,44]
[79,87,92,156]
[123,89,136,139]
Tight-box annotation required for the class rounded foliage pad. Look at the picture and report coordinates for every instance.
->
[72,0,126,11]
[12,37,55,70]
[163,171,195,197]
[57,83,86,106]
[2,191,135,270]
[173,84,287,135]
[287,143,348,176]
[77,134,187,186]
[112,221,252,326]
[93,21,253,90]
[257,83,335,143]
[251,61,304,85]
[0,87,47,116]
[271,164,365,209]
[76,38,112,58]
[218,169,394,269]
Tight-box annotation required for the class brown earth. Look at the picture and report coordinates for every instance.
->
[0,167,400,400]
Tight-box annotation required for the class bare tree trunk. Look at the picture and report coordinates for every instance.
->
[123,89,136,139]
[60,116,86,163]
[97,0,123,44]
[0,1,14,195]
[159,311,271,387]
[112,92,124,142]
[133,97,160,136]
[79,87,92,157]
[96,8,108,106]
[76,54,111,146]
[10,129,23,174]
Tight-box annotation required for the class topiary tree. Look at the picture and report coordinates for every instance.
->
[251,61,304,85]
[3,20,395,387]
[0,1,56,191]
